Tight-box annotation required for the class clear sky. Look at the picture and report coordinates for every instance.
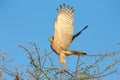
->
[0,0,120,79]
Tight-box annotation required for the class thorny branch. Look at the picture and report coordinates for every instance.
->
[0,42,120,80]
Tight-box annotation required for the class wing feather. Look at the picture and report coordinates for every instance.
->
[53,4,74,50]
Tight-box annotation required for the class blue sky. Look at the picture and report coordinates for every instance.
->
[0,0,120,79]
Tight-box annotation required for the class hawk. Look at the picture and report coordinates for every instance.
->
[49,4,87,71]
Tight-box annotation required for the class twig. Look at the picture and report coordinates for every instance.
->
[75,56,80,77]
[87,70,117,79]
[19,44,38,68]
[86,50,120,57]
[65,70,76,79]
[31,42,42,68]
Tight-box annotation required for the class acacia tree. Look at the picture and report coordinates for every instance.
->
[0,42,120,80]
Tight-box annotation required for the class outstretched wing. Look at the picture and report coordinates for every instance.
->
[53,4,74,50]
[72,25,88,41]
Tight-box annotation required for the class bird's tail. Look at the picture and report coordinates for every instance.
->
[65,50,87,56]
[72,51,87,56]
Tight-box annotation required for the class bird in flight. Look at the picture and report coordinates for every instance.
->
[49,3,88,71]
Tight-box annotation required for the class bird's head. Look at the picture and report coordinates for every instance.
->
[49,36,54,43]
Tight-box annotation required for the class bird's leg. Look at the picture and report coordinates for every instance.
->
[60,61,66,71]
[59,53,66,72]
[60,63,64,71]
[64,62,66,71]
[59,63,66,73]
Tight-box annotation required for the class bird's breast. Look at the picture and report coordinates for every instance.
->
[51,42,63,55]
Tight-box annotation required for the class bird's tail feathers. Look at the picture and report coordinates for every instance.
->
[65,50,87,56]
[72,51,87,56]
